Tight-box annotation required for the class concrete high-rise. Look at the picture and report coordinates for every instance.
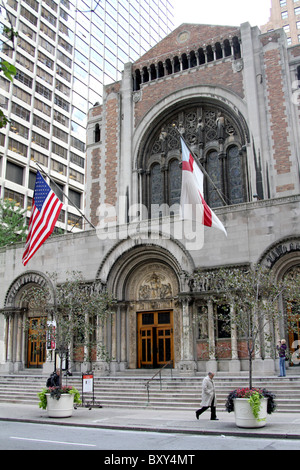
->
[261,0,300,45]
[0,0,174,232]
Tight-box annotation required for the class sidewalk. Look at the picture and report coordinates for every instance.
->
[0,403,300,440]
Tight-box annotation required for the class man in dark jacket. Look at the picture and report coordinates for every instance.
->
[277,339,287,377]
[47,369,60,387]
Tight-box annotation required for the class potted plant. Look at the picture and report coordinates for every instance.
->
[225,387,276,428]
[38,385,81,418]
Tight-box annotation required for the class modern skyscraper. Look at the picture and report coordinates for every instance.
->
[0,0,174,232]
[261,0,300,46]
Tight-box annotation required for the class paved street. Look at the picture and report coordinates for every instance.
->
[1,421,300,452]
[1,402,300,455]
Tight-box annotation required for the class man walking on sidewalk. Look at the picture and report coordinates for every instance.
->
[196,372,218,420]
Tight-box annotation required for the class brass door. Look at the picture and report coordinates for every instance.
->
[138,311,173,368]
[27,317,46,368]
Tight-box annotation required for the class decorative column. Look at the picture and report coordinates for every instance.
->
[118,303,128,371]
[110,308,118,374]
[262,302,276,375]
[229,304,241,373]
[178,296,197,374]
[14,312,23,373]
[179,56,183,71]
[212,45,217,61]
[206,300,217,373]
[6,313,14,372]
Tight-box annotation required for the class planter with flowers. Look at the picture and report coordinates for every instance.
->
[225,387,276,428]
[38,386,82,418]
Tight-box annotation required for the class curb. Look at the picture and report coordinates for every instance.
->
[1,416,300,440]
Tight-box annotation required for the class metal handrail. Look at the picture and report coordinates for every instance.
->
[145,360,173,403]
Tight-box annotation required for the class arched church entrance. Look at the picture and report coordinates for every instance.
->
[260,237,300,370]
[100,239,194,372]
[129,266,177,369]
[113,256,180,370]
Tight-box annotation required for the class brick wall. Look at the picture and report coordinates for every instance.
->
[134,60,244,128]
[262,34,294,193]
[90,147,101,227]
[134,24,241,68]
[104,87,120,208]
[87,105,102,227]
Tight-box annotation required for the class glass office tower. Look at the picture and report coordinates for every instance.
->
[0,0,174,232]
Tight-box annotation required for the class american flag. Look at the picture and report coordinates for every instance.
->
[22,171,63,266]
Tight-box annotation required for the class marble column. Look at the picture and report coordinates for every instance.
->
[179,297,197,373]
[206,300,217,373]
[229,304,241,373]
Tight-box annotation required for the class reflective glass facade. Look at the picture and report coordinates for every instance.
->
[0,0,174,231]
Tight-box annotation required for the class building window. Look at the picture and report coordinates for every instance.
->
[15,70,33,89]
[169,158,181,207]
[33,115,50,133]
[31,131,49,150]
[51,159,67,176]
[68,188,81,208]
[13,85,32,105]
[52,142,68,159]
[3,188,24,206]
[6,161,24,185]
[140,104,249,215]
[95,123,101,142]
[217,305,231,339]
[8,138,27,157]
[35,82,52,101]
[10,119,29,139]
[54,94,70,112]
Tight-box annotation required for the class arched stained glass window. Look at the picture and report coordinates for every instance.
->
[140,104,249,217]
[206,150,223,208]
[169,159,181,207]
[151,163,163,217]
[227,146,244,205]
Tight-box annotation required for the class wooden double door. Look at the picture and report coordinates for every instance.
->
[138,311,174,368]
[27,317,46,368]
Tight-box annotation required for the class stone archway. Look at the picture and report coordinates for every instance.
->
[2,272,54,372]
[259,237,300,370]
[125,261,180,369]
[97,237,196,372]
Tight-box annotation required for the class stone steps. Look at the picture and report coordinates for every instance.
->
[0,374,299,412]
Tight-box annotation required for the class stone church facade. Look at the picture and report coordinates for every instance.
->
[0,22,300,375]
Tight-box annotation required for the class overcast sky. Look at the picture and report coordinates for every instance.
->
[172,0,272,29]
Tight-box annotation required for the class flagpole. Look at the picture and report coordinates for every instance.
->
[34,161,96,230]
[173,124,229,206]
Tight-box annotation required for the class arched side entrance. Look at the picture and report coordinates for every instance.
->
[2,272,54,373]
[260,237,300,369]
[97,237,196,372]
